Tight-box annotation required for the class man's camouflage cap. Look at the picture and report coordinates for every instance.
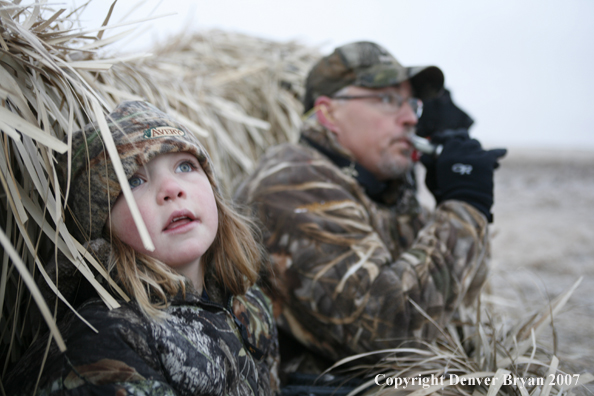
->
[59,100,215,242]
[303,41,445,112]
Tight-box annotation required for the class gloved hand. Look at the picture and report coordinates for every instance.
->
[420,132,506,222]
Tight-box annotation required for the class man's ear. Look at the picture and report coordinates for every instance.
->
[314,96,339,133]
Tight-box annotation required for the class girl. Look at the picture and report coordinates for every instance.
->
[6,101,279,395]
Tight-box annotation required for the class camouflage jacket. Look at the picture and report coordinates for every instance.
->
[234,116,490,363]
[6,282,280,395]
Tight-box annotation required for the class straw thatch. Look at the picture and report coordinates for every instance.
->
[0,1,591,394]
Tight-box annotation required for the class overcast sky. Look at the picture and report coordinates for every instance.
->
[79,0,594,150]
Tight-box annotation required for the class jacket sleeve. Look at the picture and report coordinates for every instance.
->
[235,145,489,362]
[6,300,177,396]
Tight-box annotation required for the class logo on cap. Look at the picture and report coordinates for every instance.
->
[144,127,186,139]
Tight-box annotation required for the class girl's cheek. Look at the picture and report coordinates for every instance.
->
[111,201,140,242]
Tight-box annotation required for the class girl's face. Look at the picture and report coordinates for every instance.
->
[110,152,218,281]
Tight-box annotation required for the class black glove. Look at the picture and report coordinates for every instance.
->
[420,132,506,222]
[420,130,470,203]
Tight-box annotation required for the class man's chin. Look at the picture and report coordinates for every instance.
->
[376,156,413,181]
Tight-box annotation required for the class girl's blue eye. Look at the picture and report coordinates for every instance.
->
[176,161,195,173]
[128,176,144,189]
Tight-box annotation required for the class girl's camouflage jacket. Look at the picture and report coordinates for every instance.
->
[6,281,280,395]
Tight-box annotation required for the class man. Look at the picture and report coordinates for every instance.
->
[235,41,505,367]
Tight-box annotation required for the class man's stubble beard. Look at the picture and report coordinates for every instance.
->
[375,148,414,181]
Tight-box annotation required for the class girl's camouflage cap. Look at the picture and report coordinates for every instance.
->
[303,41,444,112]
[60,100,215,242]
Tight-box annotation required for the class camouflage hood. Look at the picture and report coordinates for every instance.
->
[58,100,216,243]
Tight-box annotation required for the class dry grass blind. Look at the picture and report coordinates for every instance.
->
[0,1,590,395]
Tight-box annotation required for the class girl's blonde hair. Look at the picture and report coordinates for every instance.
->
[107,181,263,319]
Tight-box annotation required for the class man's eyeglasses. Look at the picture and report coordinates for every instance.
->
[332,93,423,118]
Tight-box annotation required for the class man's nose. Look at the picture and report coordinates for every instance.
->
[398,101,418,126]
[157,176,185,204]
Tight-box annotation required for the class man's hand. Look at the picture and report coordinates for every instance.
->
[420,132,506,222]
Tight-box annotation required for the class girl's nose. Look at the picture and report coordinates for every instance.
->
[157,176,185,204]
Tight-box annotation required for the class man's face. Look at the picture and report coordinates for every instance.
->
[328,81,418,181]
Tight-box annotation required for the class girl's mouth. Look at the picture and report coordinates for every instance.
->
[164,210,197,231]
[165,216,193,230]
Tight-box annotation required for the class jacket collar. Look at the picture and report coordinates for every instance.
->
[300,134,388,199]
